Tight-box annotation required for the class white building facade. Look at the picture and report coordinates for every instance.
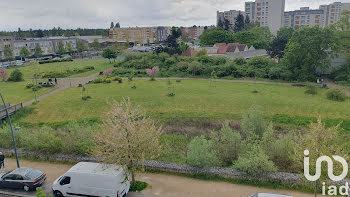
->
[245,0,285,34]
[283,7,324,28]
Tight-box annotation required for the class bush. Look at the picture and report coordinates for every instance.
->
[210,122,241,166]
[104,78,112,83]
[241,106,267,137]
[82,96,91,101]
[176,79,181,83]
[233,144,277,175]
[21,126,63,154]
[8,69,24,82]
[327,89,347,102]
[187,136,219,167]
[38,58,73,64]
[26,83,34,89]
[129,181,148,192]
[304,84,318,95]
[93,78,103,84]
[114,76,123,83]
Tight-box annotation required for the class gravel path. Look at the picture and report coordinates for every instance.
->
[22,73,98,107]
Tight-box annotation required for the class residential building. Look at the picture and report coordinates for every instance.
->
[319,2,350,27]
[217,10,245,27]
[13,37,77,57]
[245,0,285,34]
[0,36,14,60]
[181,26,205,40]
[283,7,324,28]
[154,26,171,42]
[109,27,156,44]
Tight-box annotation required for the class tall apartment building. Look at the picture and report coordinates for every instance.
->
[109,27,156,44]
[245,0,285,34]
[181,26,205,40]
[283,7,324,28]
[319,2,350,27]
[217,10,244,27]
[0,36,14,59]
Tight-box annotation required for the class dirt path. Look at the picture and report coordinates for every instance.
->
[2,159,321,197]
[23,73,98,107]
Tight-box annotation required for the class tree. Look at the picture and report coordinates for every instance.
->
[66,42,73,54]
[34,44,43,58]
[124,39,130,48]
[91,39,100,51]
[155,27,182,55]
[281,26,340,81]
[20,46,30,59]
[93,98,162,184]
[267,27,294,61]
[76,40,85,53]
[115,22,120,28]
[147,38,150,46]
[3,45,14,61]
[35,29,44,38]
[8,69,23,82]
[0,68,8,81]
[178,41,189,53]
[293,118,346,196]
[199,28,235,46]
[234,12,245,33]
[110,22,114,29]
[146,66,159,80]
[57,41,66,55]
[17,27,23,38]
[101,47,117,63]
[232,27,272,49]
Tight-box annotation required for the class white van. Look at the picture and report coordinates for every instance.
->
[52,162,130,197]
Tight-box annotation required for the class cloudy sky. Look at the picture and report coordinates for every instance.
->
[1,0,350,31]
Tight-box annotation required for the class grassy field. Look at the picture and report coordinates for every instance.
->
[23,79,350,129]
[8,59,114,79]
[0,80,56,104]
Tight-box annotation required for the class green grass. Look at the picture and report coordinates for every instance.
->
[23,79,350,130]
[0,80,56,104]
[8,59,115,79]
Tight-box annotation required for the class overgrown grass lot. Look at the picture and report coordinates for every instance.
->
[23,79,350,130]
[8,59,114,79]
[0,81,56,104]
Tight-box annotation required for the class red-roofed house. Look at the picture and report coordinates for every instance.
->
[217,44,228,54]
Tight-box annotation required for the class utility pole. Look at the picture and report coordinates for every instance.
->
[0,93,20,168]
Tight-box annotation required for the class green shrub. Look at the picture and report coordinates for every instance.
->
[8,69,24,82]
[241,106,267,137]
[104,78,112,83]
[251,90,259,94]
[82,96,92,101]
[233,144,277,175]
[114,76,123,83]
[129,181,148,192]
[327,89,347,102]
[304,84,318,95]
[210,122,241,166]
[21,126,63,154]
[131,85,136,89]
[187,136,219,167]
[93,78,103,84]
[176,79,181,83]
[38,58,73,64]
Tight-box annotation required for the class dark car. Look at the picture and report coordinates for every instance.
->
[248,193,292,197]
[0,168,46,191]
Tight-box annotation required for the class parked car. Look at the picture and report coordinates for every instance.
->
[52,162,130,197]
[248,193,292,197]
[0,168,46,191]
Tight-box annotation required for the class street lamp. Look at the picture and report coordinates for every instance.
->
[0,92,20,168]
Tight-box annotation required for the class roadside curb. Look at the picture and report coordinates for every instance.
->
[0,190,33,197]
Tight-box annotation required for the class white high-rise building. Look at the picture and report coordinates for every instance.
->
[245,0,285,34]
[319,2,350,27]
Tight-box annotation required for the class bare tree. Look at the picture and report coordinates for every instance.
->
[93,98,162,184]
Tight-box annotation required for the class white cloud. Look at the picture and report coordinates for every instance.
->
[1,0,350,31]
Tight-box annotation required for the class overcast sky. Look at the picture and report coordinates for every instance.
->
[1,0,350,31]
